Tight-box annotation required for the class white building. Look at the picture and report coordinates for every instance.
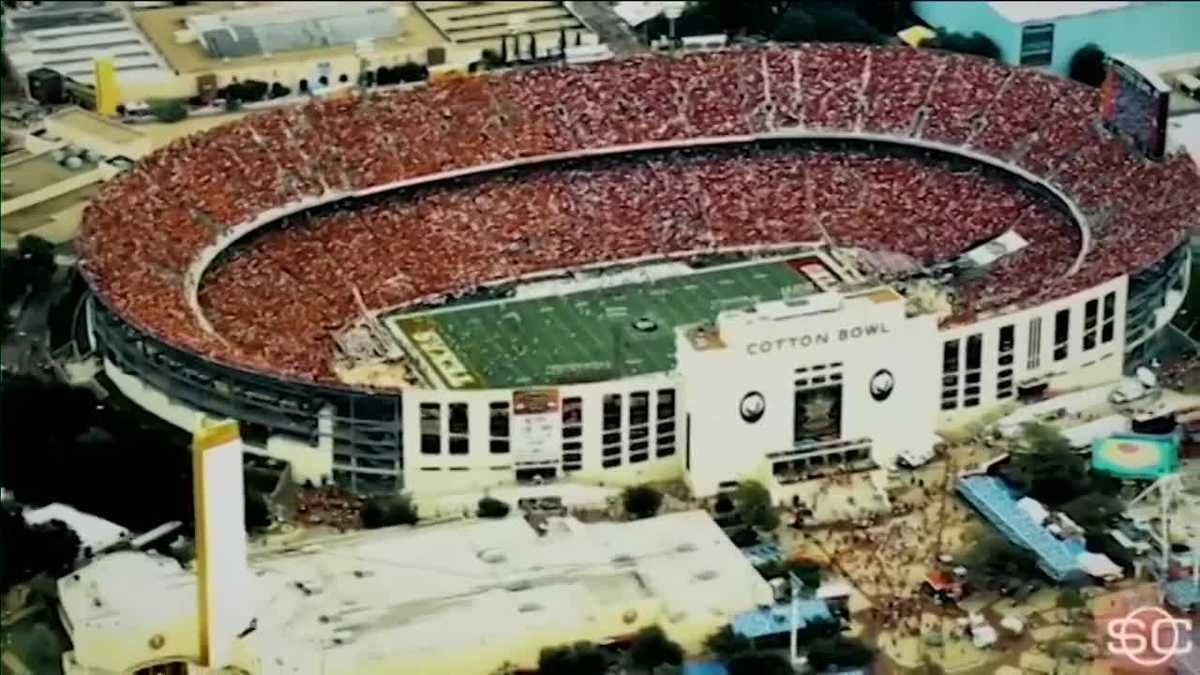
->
[58,510,772,675]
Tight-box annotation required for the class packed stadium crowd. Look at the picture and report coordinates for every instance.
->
[79,44,1200,384]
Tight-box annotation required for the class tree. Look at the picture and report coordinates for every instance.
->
[1058,587,1085,609]
[1001,423,1090,505]
[627,625,684,673]
[245,490,272,532]
[734,481,779,531]
[623,484,664,520]
[2,507,80,590]
[923,29,1001,60]
[960,531,1038,588]
[727,651,794,675]
[714,493,734,514]
[703,625,752,660]
[537,641,608,675]
[396,62,428,83]
[789,560,822,590]
[18,235,55,292]
[1069,43,1107,87]
[771,4,885,44]
[1061,492,1124,534]
[361,494,418,528]
[147,98,188,123]
[477,496,511,519]
[805,635,876,672]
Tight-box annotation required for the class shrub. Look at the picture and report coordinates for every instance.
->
[477,496,511,519]
[147,98,188,123]
[1069,44,1107,87]
[734,480,779,531]
[622,484,663,519]
[397,61,428,83]
[361,494,418,528]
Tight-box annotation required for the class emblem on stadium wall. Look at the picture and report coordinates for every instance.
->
[739,391,766,423]
[869,369,895,402]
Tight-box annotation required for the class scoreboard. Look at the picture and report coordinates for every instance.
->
[1100,57,1170,160]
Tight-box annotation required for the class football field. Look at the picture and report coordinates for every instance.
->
[388,259,814,389]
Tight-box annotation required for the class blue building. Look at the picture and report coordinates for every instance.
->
[913,1,1200,75]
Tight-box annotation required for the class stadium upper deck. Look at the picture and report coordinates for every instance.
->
[79,44,1200,390]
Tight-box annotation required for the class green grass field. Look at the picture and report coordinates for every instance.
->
[389,259,814,389]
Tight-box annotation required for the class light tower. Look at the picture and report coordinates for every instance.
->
[192,418,255,669]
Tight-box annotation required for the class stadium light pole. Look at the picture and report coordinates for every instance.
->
[789,570,801,664]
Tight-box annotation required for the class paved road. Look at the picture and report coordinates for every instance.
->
[567,1,647,56]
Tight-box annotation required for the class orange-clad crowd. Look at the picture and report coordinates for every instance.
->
[78,45,1200,385]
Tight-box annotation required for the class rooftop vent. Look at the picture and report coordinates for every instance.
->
[694,570,718,582]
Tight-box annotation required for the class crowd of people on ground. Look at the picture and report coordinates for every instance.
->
[78,44,1200,384]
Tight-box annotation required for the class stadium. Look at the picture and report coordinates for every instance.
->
[78,44,1200,500]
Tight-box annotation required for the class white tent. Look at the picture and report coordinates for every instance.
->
[1077,551,1125,581]
[1017,497,1050,526]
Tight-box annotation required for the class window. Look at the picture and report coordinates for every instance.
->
[419,403,440,455]
[449,403,469,435]
[490,402,510,454]
[602,394,622,430]
[965,334,982,370]
[629,391,649,426]
[656,389,675,420]
[1020,23,1054,66]
[1027,316,1042,370]
[1083,299,1099,351]
[601,394,622,466]
[448,403,469,455]
[1101,291,1116,343]
[943,339,960,373]
[941,339,960,410]
[1054,309,1070,362]
[489,402,509,437]
[999,324,1015,353]
[997,324,1015,400]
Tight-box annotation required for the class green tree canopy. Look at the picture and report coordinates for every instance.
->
[361,494,418,528]
[734,480,779,531]
[806,635,876,672]
[147,98,188,123]
[2,508,80,590]
[1061,492,1124,534]
[623,484,664,520]
[960,530,1038,587]
[922,28,1001,59]
[244,490,272,533]
[1069,43,1107,87]
[727,651,794,675]
[537,641,608,675]
[1001,423,1091,505]
[628,625,684,673]
[703,625,752,660]
[771,4,885,44]
[477,496,511,519]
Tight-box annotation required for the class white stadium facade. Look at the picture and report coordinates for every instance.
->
[79,45,1197,504]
